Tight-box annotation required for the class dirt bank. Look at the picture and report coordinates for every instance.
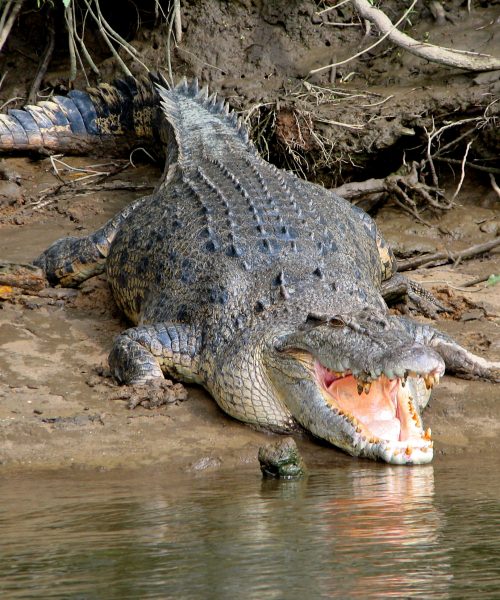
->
[0,1,499,472]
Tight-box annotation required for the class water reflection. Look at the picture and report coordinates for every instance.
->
[259,466,449,600]
[0,459,499,599]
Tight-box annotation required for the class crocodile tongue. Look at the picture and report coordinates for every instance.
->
[327,374,402,441]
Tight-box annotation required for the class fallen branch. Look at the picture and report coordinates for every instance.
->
[397,237,500,272]
[352,0,500,71]
[0,261,46,292]
[333,177,385,199]
[462,275,491,288]
[333,161,448,217]
[310,0,417,74]
[311,0,500,75]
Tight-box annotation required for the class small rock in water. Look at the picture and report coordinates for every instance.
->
[258,437,306,480]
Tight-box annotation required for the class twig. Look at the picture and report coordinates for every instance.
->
[397,238,500,272]
[165,3,175,84]
[92,0,149,71]
[423,278,488,293]
[392,196,432,226]
[489,174,500,200]
[93,0,141,58]
[315,117,363,130]
[0,95,23,111]
[323,22,362,27]
[462,275,491,288]
[317,0,351,15]
[29,160,131,209]
[360,94,394,108]
[299,80,383,98]
[434,157,500,176]
[432,125,477,158]
[423,114,495,186]
[129,147,156,167]
[451,140,472,201]
[424,122,439,188]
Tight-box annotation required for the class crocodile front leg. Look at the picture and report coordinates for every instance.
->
[34,195,150,286]
[382,272,447,315]
[420,325,500,382]
[398,317,500,382]
[109,322,203,385]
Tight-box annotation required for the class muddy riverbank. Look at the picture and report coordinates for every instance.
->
[0,0,499,472]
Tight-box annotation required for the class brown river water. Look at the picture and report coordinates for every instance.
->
[1,458,500,599]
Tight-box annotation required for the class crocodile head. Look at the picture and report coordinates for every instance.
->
[265,310,445,465]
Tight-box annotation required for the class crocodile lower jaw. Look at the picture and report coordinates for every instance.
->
[315,362,436,464]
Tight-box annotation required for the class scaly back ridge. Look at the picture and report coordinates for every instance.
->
[155,78,255,167]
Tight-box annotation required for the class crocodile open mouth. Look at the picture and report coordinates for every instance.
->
[315,361,437,450]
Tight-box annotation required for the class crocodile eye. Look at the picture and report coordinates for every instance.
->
[329,316,345,328]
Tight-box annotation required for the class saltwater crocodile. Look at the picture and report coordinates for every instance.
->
[2,77,498,464]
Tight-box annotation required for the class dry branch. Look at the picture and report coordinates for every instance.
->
[397,238,500,272]
[333,161,448,218]
[0,261,46,292]
[311,0,500,74]
[490,174,500,200]
[351,0,500,71]
[310,0,418,74]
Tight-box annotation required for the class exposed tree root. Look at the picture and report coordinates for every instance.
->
[0,0,24,54]
[333,161,448,221]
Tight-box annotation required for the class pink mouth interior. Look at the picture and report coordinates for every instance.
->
[316,363,426,443]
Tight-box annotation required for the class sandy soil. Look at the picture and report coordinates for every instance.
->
[0,1,499,472]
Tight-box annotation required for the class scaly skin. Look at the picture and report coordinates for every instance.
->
[0,77,161,156]
[28,78,499,464]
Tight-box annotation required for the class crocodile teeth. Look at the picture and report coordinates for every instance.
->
[363,382,372,395]
[423,427,432,441]
[424,374,437,389]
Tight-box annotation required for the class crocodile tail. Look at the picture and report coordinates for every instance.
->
[155,77,256,165]
[0,75,161,156]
